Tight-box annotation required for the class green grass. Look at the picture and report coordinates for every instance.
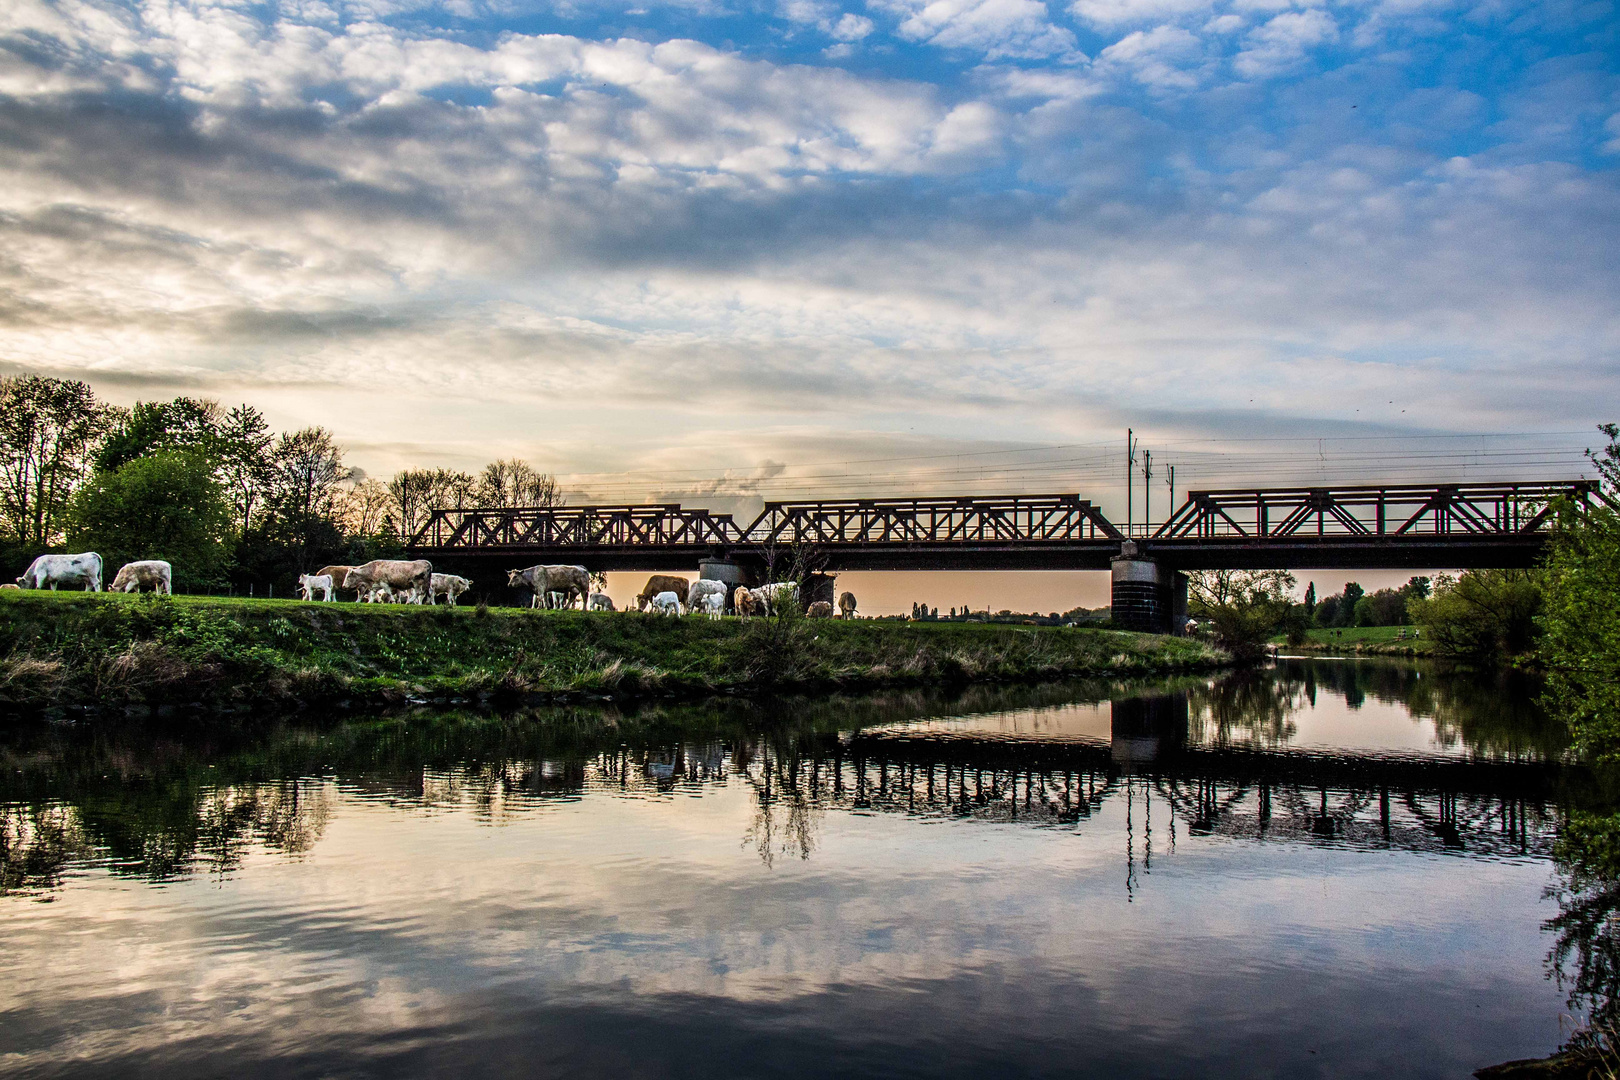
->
[0,590,1228,710]
[1272,624,1433,654]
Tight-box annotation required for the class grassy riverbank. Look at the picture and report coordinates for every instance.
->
[0,591,1227,712]
[1273,624,1435,657]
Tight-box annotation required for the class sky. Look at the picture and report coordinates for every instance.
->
[2,0,1617,610]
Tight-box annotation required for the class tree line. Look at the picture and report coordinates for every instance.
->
[0,374,561,593]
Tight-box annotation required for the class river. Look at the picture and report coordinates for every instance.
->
[0,659,1599,1078]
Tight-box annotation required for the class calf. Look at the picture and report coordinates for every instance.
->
[17,552,103,592]
[637,575,691,611]
[686,578,727,612]
[298,573,334,602]
[651,590,683,615]
[429,573,472,606]
[733,586,762,617]
[699,592,725,619]
[807,600,833,618]
[588,592,615,611]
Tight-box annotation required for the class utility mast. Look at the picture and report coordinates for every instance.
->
[1142,450,1153,530]
[1126,429,1138,534]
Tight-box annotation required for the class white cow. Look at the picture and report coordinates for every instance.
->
[112,560,173,595]
[298,573,334,602]
[755,581,800,615]
[588,592,615,611]
[687,578,728,612]
[17,552,103,592]
[429,573,472,606]
[699,592,725,619]
[651,590,683,615]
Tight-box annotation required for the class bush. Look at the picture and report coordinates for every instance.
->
[66,451,231,589]
[1409,569,1542,663]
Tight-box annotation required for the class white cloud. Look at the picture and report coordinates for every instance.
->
[878,0,1082,59]
[1233,9,1337,77]
[1069,0,1211,28]
[1098,24,1206,89]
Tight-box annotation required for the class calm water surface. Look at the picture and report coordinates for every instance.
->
[0,660,1591,1078]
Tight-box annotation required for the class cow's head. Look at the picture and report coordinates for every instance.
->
[14,575,27,588]
[506,568,524,587]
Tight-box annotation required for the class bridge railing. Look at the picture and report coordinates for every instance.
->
[1151,481,1596,542]
[741,494,1124,545]
[408,504,745,549]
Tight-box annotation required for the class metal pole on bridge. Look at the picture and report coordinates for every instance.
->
[1126,429,1137,535]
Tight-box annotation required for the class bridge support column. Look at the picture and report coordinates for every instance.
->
[1111,543,1187,635]
[699,557,754,590]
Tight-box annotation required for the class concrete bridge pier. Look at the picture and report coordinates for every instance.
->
[1111,543,1188,635]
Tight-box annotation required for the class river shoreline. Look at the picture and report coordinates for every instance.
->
[0,592,1228,716]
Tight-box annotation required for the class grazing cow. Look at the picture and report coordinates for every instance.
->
[651,590,683,615]
[17,552,103,592]
[838,591,857,619]
[298,573,334,602]
[637,575,692,611]
[699,592,725,619]
[344,559,432,605]
[588,592,615,611]
[112,560,172,595]
[429,573,472,606]
[315,565,357,598]
[507,564,590,610]
[687,578,727,612]
[733,586,762,617]
[755,581,800,615]
[807,600,833,618]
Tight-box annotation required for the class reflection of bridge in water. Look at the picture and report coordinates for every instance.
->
[560,692,1564,865]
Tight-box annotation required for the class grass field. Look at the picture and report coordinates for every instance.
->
[0,590,1228,711]
[1273,624,1434,654]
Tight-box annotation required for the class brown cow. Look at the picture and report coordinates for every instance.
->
[637,575,691,611]
[317,565,357,598]
[807,600,833,618]
[733,586,762,617]
[838,591,857,619]
[344,559,432,604]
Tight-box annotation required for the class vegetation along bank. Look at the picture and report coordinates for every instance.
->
[0,592,1227,713]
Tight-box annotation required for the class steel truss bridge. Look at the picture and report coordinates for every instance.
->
[407,480,1602,572]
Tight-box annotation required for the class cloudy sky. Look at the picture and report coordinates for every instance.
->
[1,0,1616,522]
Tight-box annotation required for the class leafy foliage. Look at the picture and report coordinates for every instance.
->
[1186,569,1296,661]
[1540,424,1620,763]
[0,375,118,547]
[1408,569,1542,663]
[66,452,232,588]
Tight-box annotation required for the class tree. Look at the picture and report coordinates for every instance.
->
[1337,582,1365,627]
[337,476,398,538]
[216,404,275,541]
[1539,424,1620,762]
[474,459,561,508]
[66,451,231,586]
[94,398,221,473]
[1303,582,1316,610]
[0,375,118,549]
[1410,569,1543,662]
[1186,569,1297,661]
[389,467,476,538]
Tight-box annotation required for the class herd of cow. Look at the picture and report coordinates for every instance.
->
[7,552,859,619]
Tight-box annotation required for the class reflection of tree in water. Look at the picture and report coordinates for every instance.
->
[1545,818,1620,1054]
[1189,670,1303,747]
[1260,659,1569,760]
[741,746,822,868]
[1,804,94,895]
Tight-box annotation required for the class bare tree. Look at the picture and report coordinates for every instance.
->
[0,375,118,547]
[270,427,346,522]
[475,458,561,508]
[389,467,477,537]
[338,476,397,537]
